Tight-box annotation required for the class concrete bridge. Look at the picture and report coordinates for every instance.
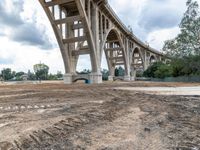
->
[39,0,167,84]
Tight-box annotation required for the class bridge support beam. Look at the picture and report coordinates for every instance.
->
[123,76,131,81]
[63,74,73,84]
[89,73,102,84]
[108,76,114,81]
[130,70,137,81]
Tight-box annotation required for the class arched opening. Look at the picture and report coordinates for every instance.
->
[102,29,126,81]
[113,76,124,81]
[150,55,156,65]
[131,48,144,78]
[73,78,89,83]
[76,55,92,74]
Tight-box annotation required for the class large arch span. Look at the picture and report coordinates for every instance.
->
[38,0,168,84]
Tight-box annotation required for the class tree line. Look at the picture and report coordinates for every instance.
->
[0,63,63,81]
[0,62,125,81]
[77,66,125,81]
[144,0,200,79]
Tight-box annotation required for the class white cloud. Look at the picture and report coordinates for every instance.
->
[0,36,64,73]
[147,27,181,50]
[0,0,62,74]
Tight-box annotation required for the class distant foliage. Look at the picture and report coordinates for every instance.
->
[143,62,172,79]
[115,66,125,76]
[144,55,200,79]
[101,69,109,81]
[0,68,15,80]
[27,70,36,80]
[78,69,91,74]
[33,63,49,80]
[0,67,63,81]
[171,55,200,77]
[163,0,200,57]
[56,71,63,79]
[159,0,200,79]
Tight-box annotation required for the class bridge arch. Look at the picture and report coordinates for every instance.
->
[73,78,89,83]
[101,28,125,54]
[131,47,144,78]
[149,55,156,65]
[113,76,124,81]
[72,74,90,83]
[38,0,166,84]
[101,28,128,80]
[131,47,144,67]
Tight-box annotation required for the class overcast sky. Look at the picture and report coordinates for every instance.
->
[0,0,199,73]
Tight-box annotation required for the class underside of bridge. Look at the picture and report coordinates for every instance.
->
[39,0,167,84]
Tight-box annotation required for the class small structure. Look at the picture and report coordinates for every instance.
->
[21,74,28,81]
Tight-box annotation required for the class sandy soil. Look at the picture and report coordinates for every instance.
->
[0,81,199,150]
[116,86,200,95]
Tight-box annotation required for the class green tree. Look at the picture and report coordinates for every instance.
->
[143,62,164,78]
[144,55,200,79]
[27,70,36,80]
[56,71,63,79]
[33,63,49,80]
[163,0,200,57]
[48,74,57,80]
[115,66,125,76]
[154,64,173,79]
[14,71,25,81]
[78,69,91,74]
[101,69,109,80]
[15,72,25,77]
[171,55,200,76]
[1,68,14,80]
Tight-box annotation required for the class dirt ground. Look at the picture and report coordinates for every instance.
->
[0,81,199,150]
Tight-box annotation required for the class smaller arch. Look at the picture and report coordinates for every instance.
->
[113,76,124,81]
[73,78,89,83]
[131,47,144,70]
[101,28,128,78]
[72,74,90,83]
[149,55,156,65]
[102,15,106,33]
[130,47,145,78]
[106,19,109,29]
[102,28,124,51]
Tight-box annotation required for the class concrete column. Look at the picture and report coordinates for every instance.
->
[108,65,115,81]
[66,21,77,74]
[130,65,135,81]
[63,73,73,84]
[124,76,131,81]
[108,76,114,81]
[124,38,130,80]
[130,70,136,81]
[144,50,148,70]
[88,5,102,84]
[92,5,101,73]
[89,73,102,83]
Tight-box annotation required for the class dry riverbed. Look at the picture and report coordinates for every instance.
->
[0,81,199,150]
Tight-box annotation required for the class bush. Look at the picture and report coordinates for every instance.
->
[171,55,200,77]
[154,64,173,79]
[143,62,164,78]
[144,55,200,79]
